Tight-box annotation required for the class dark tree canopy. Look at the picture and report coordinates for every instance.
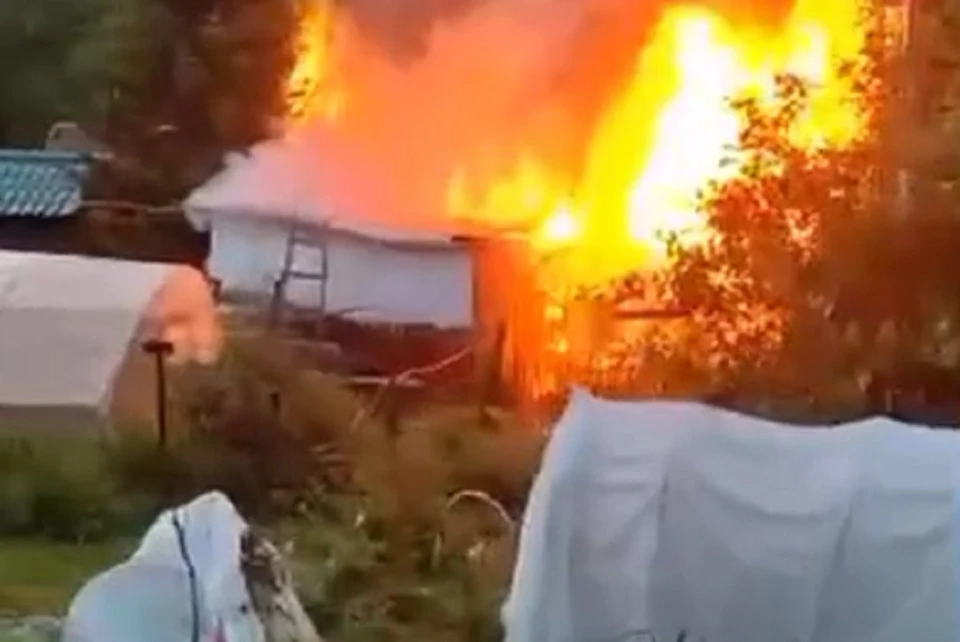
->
[598,2,960,422]
[0,0,300,201]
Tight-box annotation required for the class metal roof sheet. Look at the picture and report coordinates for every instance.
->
[0,149,92,218]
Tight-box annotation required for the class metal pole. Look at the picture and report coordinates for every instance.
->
[157,350,168,447]
[142,339,175,448]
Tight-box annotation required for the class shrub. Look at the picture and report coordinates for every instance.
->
[279,491,512,642]
[273,388,530,641]
[0,328,539,642]
[0,438,150,542]
[107,332,539,639]
[405,405,544,512]
[109,336,347,519]
[108,390,321,520]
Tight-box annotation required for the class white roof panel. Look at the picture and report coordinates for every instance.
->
[183,136,486,245]
[0,251,172,412]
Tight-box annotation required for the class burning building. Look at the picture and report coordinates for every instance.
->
[188,0,913,401]
[185,148,484,330]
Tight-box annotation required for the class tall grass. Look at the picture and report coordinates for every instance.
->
[164,335,542,641]
[0,437,150,542]
[1,334,544,639]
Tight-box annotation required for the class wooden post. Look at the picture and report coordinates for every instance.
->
[269,390,282,416]
[384,380,401,443]
[899,0,919,216]
[477,322,506,428]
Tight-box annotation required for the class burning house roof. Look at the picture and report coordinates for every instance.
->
[184,134,496,246]
[276,0,875,268]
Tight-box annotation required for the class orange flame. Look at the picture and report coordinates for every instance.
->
[284,0,883,402]
[451,0,870,286]
[286,0,346,126]
[448,0,876,401]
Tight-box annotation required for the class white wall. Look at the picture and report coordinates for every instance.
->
[207,217,475,328]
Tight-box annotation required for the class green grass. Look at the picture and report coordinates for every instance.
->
[0,539,133,615]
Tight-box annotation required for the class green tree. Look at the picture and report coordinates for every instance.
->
[102,0,301,202]
[662,72,888,416]
[0,0,300,200]
[608,1,960,420]
[0,0,155,145]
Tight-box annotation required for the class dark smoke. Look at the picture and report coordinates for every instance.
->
[341,0,491,62]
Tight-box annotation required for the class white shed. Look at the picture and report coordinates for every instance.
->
[184,147,483,329]
[0,251,222,433]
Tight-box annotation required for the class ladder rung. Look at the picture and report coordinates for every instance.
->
[271,224,329,328]
[291,234,321,246]
[283,270,327,280]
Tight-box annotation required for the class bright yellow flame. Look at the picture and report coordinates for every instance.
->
[285,0,347,125]
[447,154,571,233]
[537,203,582,247]
[285,0,876,401]
[449,0,870,284]
[442,0,873,400]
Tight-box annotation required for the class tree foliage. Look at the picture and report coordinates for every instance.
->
[103,0,300,201]
[663,73,885,413]
[616,2,960,420]
[0,0,300,200]
[0,0,155,145]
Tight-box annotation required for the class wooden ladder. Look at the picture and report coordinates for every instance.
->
[269,221,329,327]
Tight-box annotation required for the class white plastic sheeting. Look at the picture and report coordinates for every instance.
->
[183,137,480,243]
[63,492,305,642]
[0,251,166,409]
[199,217,474,328]
[183,142,483,329]
[504,389,960,642]
[0,251,220,427]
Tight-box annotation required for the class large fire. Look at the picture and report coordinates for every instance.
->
[286,0,346,125]
[285,0,881,400]
[450,0,868,283]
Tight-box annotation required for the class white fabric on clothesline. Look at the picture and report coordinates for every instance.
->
[504,389,960,642]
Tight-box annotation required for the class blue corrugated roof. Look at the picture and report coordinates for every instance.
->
[0,149,93,218]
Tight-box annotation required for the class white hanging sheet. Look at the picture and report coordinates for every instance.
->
[503,390,960,642]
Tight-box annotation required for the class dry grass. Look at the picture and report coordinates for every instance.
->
[0,332,544,640]
[163,333,544,640]
[0,539,132,615]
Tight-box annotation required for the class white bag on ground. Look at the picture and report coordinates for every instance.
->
[64,491,319,642]
[503,390,960,642]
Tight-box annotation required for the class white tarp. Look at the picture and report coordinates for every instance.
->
[64,492,321,642]
[0,251,168,409]
[64,492,266,642]
[504,389,960,642]
[183,142,472,245]
[0,251,221,425]
[183,144,481,329]
[199,217,475,328]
